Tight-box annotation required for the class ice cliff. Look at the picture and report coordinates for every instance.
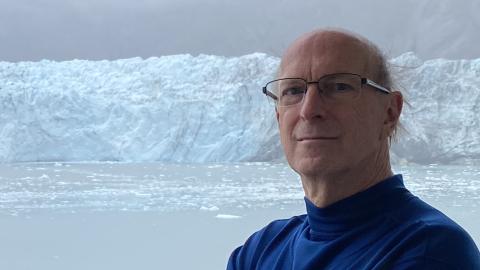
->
[390,53,480,164]
[0,53,479,164]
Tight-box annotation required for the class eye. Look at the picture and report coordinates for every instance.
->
[281,87,305,97]
[334,82,355,92]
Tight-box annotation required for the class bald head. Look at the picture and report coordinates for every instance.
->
[279,29,391,89]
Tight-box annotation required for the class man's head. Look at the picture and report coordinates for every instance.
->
[275,29,403,180]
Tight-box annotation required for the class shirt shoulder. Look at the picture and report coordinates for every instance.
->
[421,219,480,269]
[227,214,306,270]
[387,196,480,269]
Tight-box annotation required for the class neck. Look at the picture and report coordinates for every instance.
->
[301,146,393,208]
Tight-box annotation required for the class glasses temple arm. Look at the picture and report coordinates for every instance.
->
[364,79,391,94]
[262,87,278,101]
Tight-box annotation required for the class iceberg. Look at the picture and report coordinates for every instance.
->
[0,52,479,164]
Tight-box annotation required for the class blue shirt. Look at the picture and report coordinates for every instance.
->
[227,175,480,269]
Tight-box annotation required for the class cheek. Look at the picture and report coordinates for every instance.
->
[278,110,297,151]
[349,104,384,144]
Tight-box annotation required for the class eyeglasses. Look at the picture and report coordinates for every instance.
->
[262,73,391,107]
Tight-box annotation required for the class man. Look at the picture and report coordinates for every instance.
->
[227,29,480,269]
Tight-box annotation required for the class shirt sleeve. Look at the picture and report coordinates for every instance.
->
[226,220,284,270]
[226,229,265,270]
[226,246,241,270]
[392,223,480,270]
[391,256,460,270]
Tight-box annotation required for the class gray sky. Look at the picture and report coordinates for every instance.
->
[1,0,479,62]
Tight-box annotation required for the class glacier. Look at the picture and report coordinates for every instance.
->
[0,53,479,164]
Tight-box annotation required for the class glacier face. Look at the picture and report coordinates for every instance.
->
[0,53,479,164]
[390,53,480,164]
[0,54,282,163]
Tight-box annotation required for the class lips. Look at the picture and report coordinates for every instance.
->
[297,136,338,141]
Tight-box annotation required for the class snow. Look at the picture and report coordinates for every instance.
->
[0,52,479,164]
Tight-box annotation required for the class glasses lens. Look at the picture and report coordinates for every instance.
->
[318,74,361,100]
[267,78,306,107]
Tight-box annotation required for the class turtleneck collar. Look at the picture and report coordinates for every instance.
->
[304,174,410,237]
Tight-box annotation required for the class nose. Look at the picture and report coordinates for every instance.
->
[299,83,327,120]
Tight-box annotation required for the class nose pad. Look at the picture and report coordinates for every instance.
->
[299,83,327,120]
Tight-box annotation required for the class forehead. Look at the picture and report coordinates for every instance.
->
[279,31,372,79]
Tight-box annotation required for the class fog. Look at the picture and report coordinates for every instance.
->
[1,0,479,61]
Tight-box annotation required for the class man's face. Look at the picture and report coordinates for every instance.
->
[277,33,390,178]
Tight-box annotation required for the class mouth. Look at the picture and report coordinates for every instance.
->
[297,136,338,141]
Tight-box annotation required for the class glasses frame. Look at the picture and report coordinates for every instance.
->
[262,73,391,106]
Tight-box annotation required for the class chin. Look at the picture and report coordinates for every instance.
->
[290,156,340,177]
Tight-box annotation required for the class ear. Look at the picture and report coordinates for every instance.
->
[383,91,403,136]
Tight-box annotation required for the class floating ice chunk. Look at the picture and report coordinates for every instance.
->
[215,214,242,219]
[207,165,223,169]
[200,205,219,211]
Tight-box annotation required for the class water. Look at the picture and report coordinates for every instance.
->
[0,162,303,214]
[0,162,478,269]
